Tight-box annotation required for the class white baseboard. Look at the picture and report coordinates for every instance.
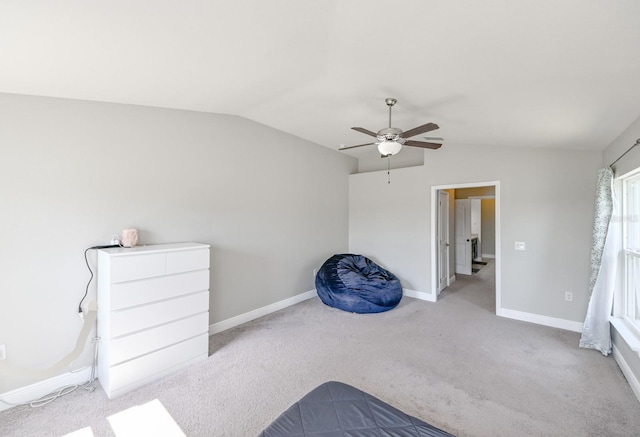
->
[209,290,317,335]
[0,368,91,412]
[208,288,439,335]
[498,308,583,333]
[449,274,456,285]
[612,344,640,404]
[209,288,440,334]
[481,254,496,259]
[403,288,436,302]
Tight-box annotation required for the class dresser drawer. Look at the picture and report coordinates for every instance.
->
[109,291,209,338]
[110,270,209,310]
[108,333,209,394]
[109,312,209,366]
[166,249,210,275]
[110,253,166,283]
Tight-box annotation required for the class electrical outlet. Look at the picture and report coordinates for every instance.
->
[515,242,526,251]
[0,344,6,361]
[564,292,573,302]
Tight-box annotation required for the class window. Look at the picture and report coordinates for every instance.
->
[622,171,640,335]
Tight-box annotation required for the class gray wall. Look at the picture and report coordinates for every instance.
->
[0,93,356,393]
[349,166,429,290]
[481,198,496,257]
[454,187,496,199]
[604,114,640,399]
[350,144,602,323]
[605,114,640,177]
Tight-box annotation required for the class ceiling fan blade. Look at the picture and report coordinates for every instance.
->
[402,122,439,138]
[339,142,375,150]
[351,127,378,137]
[404,140,442,150]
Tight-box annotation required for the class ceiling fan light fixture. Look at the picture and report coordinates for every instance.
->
[377,140,402,156]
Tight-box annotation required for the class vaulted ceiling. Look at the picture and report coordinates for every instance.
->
[2,1,639,157]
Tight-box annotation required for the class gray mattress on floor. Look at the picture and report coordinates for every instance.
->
[258,381,454,436]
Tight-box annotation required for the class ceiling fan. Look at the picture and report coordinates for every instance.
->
[339,98,442,157]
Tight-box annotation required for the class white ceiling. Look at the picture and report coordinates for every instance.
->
[2,1,640,156]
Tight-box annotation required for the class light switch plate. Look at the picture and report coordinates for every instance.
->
[515,242,526,251]
[0,344,6,361]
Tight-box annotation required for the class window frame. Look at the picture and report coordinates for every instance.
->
[611,168,640,357]
[622,170,640,336]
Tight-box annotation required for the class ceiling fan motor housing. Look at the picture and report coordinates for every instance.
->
[377,127,404,144]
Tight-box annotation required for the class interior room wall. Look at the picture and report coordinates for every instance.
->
[349,166,429,291]
[349,143,601,324]
[0,93,357,394]
[605,114,640,177]
[481,198,496,257]
[454,186,496,198]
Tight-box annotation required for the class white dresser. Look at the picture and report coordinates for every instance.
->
[97,242,210,399]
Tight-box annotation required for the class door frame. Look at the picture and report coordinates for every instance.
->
[437,190,450,294]
[430,181,501,314]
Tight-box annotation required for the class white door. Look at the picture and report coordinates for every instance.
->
[437,190,450,294]
[455,199,472,275]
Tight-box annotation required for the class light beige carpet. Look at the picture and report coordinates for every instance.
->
[1,261,639,436]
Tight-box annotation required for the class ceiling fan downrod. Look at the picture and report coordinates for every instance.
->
[385,97,397,128]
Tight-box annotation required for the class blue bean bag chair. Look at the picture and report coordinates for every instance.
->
[315,254,402,313]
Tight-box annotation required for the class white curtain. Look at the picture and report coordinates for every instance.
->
[580,167,619,355]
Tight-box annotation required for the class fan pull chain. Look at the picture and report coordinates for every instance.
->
[387,156,391,184]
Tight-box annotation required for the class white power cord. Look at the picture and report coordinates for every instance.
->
[24,385,79,408]
[84,335,100,393]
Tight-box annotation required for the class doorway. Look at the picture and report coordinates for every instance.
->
[431,181,501,314]
[437,190,450,294]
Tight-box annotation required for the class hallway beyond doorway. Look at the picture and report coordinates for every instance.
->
[439,258,496,313]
